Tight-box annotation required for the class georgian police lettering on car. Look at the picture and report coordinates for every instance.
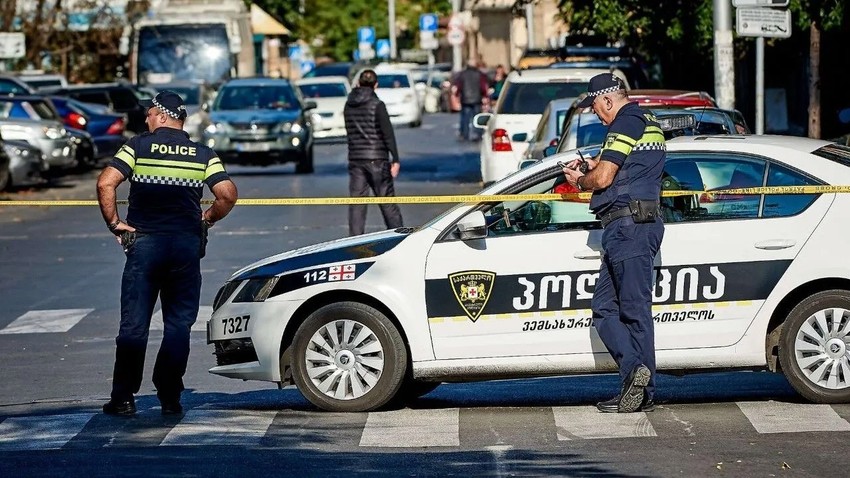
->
[425,260,791,325]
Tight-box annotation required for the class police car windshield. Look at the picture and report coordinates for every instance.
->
[163,86,201,105]
[377,75,411,88]
[498,82,589,115]
[213,85,299,111]
[298,83,348,98]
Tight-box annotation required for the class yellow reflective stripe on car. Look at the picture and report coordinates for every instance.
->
[205,157,226,178]
[114,145,135,169]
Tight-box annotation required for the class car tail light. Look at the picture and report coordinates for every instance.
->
[106,118,125,135]
[66,112,87,130]
[492,129,512,152]
[554,182,590,203]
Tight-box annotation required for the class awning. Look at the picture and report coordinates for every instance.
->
[251,4,291,36]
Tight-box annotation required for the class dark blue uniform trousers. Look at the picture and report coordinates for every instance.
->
[111,233,202,404]
[592,216,664,400]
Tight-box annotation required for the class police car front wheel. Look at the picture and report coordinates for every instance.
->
[779,289,850,404]
[291,302,407,412]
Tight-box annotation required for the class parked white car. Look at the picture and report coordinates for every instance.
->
[207,134,850,412]
[296,76,351,139]
[474,68,629,185]
[354,67,422,128]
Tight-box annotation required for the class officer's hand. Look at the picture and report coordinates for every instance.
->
[390,162,400,178]
[563,167,584,188]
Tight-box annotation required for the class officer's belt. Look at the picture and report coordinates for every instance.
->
[599,207,635,227]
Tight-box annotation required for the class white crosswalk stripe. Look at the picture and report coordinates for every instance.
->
[150,306,211,332]
[160,410,277,446]
[552,406,657,440]
[360,408,460,447]
[737,400,850,434]
[0,309,94,334]
[0,414,94,451]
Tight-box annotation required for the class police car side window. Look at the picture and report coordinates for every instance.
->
[663,154,765,222]
[763,162,820,217]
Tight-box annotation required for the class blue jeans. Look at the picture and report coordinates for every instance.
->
[111,232,202,403]
[459,103,481,140]
[591,216,664,399]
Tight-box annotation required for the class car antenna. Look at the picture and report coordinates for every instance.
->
[694,104,708,135]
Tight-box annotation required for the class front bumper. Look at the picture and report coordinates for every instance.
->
[206,132,308,163]
[38,138,77,169]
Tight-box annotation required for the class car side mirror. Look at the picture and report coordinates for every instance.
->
[472,113,492,129]
[511,132,528,142]
[457,210,487,241]
[543,145,557,157]
[304,101,317,110]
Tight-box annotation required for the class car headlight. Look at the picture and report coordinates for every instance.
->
[205,122,225,135]
[44,127,66,139]
[232,277,279,303]
[278,120,303,134]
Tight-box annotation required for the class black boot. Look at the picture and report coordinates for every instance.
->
[618,364,651,413]
[596,396,621,413]
[103,397,136,416]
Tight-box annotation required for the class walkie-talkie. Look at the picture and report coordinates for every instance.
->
[576,150,589,173]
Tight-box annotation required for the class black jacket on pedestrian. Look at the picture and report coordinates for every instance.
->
[343,86,399,162]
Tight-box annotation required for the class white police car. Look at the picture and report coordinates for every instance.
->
[208,135,850,412]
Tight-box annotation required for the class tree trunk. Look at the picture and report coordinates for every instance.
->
[0,1,16,31]
[808,20,821,139]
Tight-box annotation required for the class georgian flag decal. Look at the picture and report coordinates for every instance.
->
[329,264,356,281]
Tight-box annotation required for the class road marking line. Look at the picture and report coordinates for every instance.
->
[0,309,94,334]
[150,306,211,332]
[552,406,657,440]
[0,414,94,450]
[359,408,460,447]
[160,410,277,446]
[737,401,850,434]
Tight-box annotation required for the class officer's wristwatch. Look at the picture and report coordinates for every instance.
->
[107,220,122,235]
[576,176,585,192]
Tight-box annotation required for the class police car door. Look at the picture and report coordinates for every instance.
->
[653,152,831,350]
[424,170,606,360]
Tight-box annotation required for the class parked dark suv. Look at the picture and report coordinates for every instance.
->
[45,83,148,134]
[202,78,316,173]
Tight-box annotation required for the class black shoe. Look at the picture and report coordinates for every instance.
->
[103,398,136,417]
[618,365,651,413]
[161,402,183,416]
[639,398,656,412]
[596,396,621,413]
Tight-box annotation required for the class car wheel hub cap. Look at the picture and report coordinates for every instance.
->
[304,319,385,400]
[794,307,850,390]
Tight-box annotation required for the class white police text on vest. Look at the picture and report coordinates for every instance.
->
[151,143,197,156]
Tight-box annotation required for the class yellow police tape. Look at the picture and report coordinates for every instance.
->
[2,185,850,207]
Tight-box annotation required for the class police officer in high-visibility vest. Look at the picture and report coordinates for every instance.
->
[562,73,665,413]
[97,91,238,416]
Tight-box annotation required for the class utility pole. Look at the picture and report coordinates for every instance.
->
[712,0,736,110]
[525,2,535,50]
[452,0,462,72]
[389,0,397,60]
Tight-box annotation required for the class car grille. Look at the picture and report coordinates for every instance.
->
[213,339,258,366]
[230,123,271,134]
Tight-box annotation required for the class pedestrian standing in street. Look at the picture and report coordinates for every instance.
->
[454,60,489,141]
[344,69,403,236]
[97,91,238,416]
[562,73,665,413]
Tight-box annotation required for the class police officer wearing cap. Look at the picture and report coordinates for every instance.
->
[562,73,665,413]
[97,90,238,416]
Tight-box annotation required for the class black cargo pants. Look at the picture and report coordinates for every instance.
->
[348,159,403,236]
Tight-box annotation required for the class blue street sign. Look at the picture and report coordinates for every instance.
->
[357,26,375,44]
[419,13,438,32]
[376,39,390,59]
[353,49,360,61]
[288,45,302,61]
[300,60,315,75]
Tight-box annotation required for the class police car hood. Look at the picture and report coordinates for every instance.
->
[232,229,410,281]
[210,109,301,125]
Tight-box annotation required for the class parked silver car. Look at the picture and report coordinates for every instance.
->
[0,96,76,171]
[2,138,47,189]
[519,96,580,160]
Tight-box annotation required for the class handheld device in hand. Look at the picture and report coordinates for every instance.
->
[557,160,569,169]
[576,150,589,173]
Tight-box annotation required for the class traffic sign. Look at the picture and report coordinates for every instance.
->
[419,13,438,32]
[358,41,375,61]
[288,45,302,62]
[376,39,390,59]
[732,0,789,7]
[300,60,315,75]
[447,28,464,46]
[0,32,25,59]
[736,7,791,38]
[357,26,375,44]
[419,31,438,50]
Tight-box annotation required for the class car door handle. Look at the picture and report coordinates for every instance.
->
[754,239,796,250]
[573,250,602,260]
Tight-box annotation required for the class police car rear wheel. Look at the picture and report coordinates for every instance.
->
[291,302,407,412]
[779,290,850,403]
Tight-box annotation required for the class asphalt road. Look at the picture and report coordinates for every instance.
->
[1,113,848,477]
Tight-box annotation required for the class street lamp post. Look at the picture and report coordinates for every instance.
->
[388,0,397,60]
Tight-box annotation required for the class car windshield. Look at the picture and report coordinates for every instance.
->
[137,24,231,84]
[298,83,348,98]
[304,64,351,78]
[213,85,299,111]
[0,99,57,120]
[575,115,607,148]
[377,74,410,88]
[498,82,589,115]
